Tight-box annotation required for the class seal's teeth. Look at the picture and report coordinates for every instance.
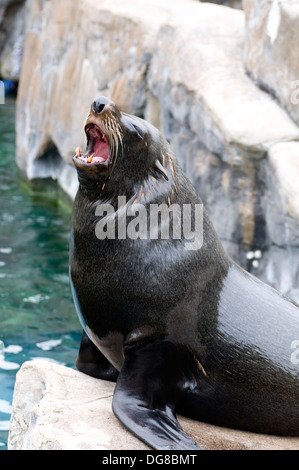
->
[75,147,81,157]
[87,154,94,163]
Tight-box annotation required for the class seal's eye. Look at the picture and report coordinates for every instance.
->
[121,114,147,142]
[132,124,145,140]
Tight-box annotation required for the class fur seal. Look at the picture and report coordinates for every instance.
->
[70,96,299,450]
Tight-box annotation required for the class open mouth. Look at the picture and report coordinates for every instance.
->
[75,124,110,164]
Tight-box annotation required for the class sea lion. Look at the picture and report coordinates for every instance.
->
[70,96,299,450]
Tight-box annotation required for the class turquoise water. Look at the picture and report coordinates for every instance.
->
[0,100,81,450]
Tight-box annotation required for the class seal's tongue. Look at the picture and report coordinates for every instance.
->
[88,126,109,162]
[88,155,106,163]
[75,125,109,164]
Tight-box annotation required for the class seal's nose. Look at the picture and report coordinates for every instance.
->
[92,96,110,115]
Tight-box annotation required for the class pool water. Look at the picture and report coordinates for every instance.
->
[0,100,82,450]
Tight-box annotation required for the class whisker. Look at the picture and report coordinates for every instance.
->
[102,115,124,174]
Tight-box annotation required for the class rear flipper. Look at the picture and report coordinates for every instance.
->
[112,340,201,450]
[76,331,119,381]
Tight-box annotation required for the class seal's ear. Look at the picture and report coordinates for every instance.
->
[154,159,168,181]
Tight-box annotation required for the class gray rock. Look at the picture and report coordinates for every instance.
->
[8,360,299,450]
[200,0,243,9]
[243,0,299,126]
[0,0,26,81]
[8,360,148,450]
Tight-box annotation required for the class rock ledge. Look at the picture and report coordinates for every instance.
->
[8,361,299,450]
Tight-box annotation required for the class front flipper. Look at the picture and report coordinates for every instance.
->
[112,340,201,450]
[76,331,119,381]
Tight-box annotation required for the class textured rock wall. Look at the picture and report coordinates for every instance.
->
[243,0,299,126]
[0,0,26,80]
[6,0,299,299]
